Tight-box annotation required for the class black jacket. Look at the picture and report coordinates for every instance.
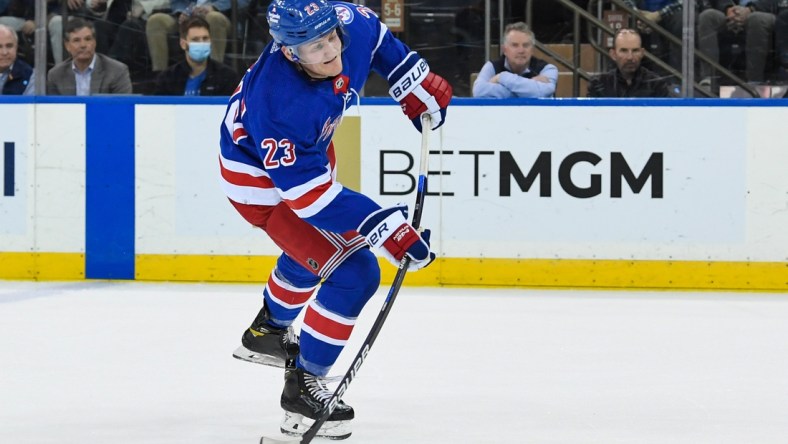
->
[153,59,239,96]
[2,59,33,95]
[587,66,671,98]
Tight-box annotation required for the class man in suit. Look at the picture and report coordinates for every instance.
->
[47,18,132,95]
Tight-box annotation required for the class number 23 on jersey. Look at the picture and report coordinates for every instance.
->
[262,138,297,168]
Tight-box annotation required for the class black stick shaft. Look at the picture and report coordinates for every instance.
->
[299,114,433,443]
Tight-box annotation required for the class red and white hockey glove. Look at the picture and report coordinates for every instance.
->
[358,204,435,271]
[388,52,453,132]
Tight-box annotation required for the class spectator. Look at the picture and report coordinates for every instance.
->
[145,0,249,73]
[472,21,557,98]
[47,18,132,94]
[624,0,684,71]
[588,28,671,97]
[697,0,787,84]
[0,23,34,94]
[153,16,237,95]
[87,0,167,85]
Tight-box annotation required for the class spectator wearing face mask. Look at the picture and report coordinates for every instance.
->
[152,16,238,95]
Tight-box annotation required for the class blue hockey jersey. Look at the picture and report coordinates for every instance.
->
[219,2,416,234]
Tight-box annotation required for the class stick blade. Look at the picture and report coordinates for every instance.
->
[259,435,301,444]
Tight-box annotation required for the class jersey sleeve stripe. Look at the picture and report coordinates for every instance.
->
[219,153,268,177]
[220,154,280,205]
[371,22,388,60]
[232,126,248,143]
[222,181,282,206]
[279,165,333,200]
[221,163,274,188]
[285,180,333,210]
[286,181,343,218]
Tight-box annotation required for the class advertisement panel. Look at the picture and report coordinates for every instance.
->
[2,98,783,289]
[361,105,752,261]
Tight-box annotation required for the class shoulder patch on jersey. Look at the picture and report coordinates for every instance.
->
[270,42,280,54]
[355,5,376,18]
[334,4,353,24]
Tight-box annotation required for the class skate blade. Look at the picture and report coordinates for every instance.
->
[231,345,285,368]
[280,411,352,440]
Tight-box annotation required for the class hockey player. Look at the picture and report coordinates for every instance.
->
[218,0,452,439]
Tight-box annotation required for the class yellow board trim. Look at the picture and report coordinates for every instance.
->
[0,252,84,280]
[135,254,278,282]
[437,258,787,291]
[133,255,787,292]
[1,253,784,292]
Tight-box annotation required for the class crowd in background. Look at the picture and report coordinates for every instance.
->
[1,0,787,97]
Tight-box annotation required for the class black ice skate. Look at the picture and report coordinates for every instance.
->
[279,367,354,440]
[232,305,298,368]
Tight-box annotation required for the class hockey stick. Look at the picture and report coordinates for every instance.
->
[260,114,433,444]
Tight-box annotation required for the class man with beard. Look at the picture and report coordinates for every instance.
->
[472,21,558,98]
[588,28,670,97]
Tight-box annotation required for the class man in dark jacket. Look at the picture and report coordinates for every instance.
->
[588,28,670,97]
[0,24,33,95]
[153,16,239,96]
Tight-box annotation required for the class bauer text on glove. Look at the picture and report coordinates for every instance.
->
[357,205,435,270]
[387,52,453,132]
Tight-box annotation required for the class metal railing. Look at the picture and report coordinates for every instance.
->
[526,0,760,98]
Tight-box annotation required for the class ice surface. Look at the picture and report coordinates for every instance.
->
[1,281,787,443]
